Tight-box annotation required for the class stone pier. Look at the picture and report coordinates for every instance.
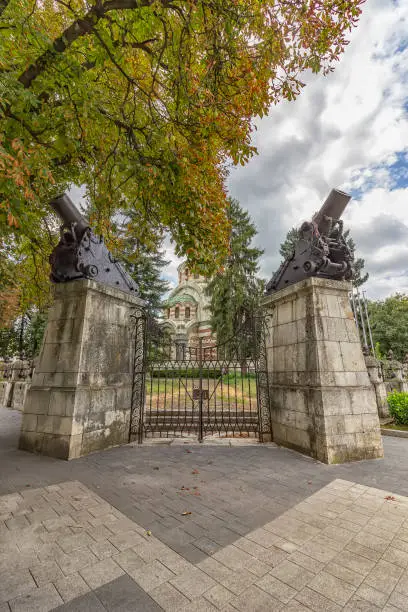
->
[19,280,144,459]
[262,277,383,464]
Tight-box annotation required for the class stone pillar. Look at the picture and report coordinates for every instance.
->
[19,280,144,460]
[262,278,383,464]
[364,355,389,418]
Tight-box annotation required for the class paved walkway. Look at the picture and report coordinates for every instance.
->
[2,407,408,611]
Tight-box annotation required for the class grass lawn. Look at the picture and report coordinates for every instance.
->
[145,373,258,405]
[382,423,408,431]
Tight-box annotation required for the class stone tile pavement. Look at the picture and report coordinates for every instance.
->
[3,407,408,610]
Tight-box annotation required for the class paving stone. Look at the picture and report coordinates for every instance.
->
[346,541,383,562]
[298,540,338,563]
[95,573,163,611]
[197,557,234,582]
[30,559,65,586]
[288,551,324,574]
[255,573,297,604]
[54,572,90,603]
[58,533,95,554]
[131,559,174,592]
[204,584,234,609]
[113,548,146,573]
[343,596,382,611]
[295,586,342,612]
[5,516,29,531]
[270,559,314,590]
[364,559,404,595]
[56,547,99,576]
[396,571,408,596]
[170,566,216,599]
[246,558,270,577]
[88,539,119,561]
[354,584,389,608]
[193,537,219,555]
[308,570,357,606]
[384,547,408,569]
[257,546,289,568]
[54,591,107,611]
[130,539,169,563]
[212,545,254,571]
[150,581,190,611]
[325,561,365,587]
[177,597,218,612]
[80,557,124,590]
[388,589,408,611]
[233,537,267,558]
[9,583,63,612]
[85,524,113,542]
[229,585,283,611]
[245,527,280,548]
[157,550,191,575]
[0,568,36,603]
[335,549,377,575]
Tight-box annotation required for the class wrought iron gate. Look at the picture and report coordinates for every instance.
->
[129,311,272,442]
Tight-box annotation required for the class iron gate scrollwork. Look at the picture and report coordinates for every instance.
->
[129,311,272,443]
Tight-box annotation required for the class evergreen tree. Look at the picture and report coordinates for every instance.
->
[278,225,368,287]
[123,247,170,316]
[206,199,264,349]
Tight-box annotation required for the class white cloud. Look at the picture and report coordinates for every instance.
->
[228,0,408,300]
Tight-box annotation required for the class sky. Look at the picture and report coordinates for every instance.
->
[164,0,408,300]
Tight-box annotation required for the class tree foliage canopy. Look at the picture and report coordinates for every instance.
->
[368,294,408,362]
[206,198,264,346]
[1,0,364,276]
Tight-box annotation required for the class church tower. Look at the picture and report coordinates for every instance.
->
[160,262,215,350]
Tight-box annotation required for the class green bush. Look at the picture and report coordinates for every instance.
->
[388,391,408,425]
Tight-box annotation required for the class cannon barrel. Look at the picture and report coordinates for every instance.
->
[312,188,351,236]
[50,194,90,238]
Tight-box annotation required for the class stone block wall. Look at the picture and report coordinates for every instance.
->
[0,359,33,411]
[19,280,144,460]
[262,278,383,464]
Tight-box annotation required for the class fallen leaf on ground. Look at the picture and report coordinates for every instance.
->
[185,450,192,453]
[385,495,397,501]
[192,469,199,474]
[181,511,192,516]
[153,467,159,470]
[193,492,201,496]
[146,530,152,536]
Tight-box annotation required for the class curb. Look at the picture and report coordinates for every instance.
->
[381,428,408,438]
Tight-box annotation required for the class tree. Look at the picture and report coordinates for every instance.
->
[1,0,365,275]
[277,225,369,287]
[368,295,408,362]
[206,199,264,349]
[124,246,170,317]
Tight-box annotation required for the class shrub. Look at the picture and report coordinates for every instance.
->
[388,391,408,425]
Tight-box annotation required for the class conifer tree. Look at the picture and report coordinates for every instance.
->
[206,199,264,348]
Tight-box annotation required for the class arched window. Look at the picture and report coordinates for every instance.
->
[175,306,180,319]
[185,307,190,320]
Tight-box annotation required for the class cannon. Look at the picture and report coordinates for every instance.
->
[266,188,353,294]
[49,194,139,295]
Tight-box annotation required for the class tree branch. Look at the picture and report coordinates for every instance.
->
[18,0,174,89]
